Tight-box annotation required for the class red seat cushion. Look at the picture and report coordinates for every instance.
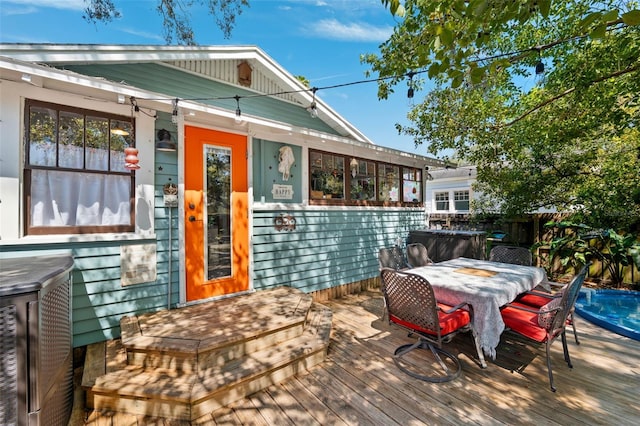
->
[501,302,548,342]
[390,302,470,337]
[517,292,555,308]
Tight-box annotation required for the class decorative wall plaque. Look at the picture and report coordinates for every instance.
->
[274,214,296,232]
[272,184,294,200]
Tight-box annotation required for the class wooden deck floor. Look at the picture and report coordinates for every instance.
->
[80,290,640,425]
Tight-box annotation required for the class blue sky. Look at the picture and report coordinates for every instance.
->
[0,0,431,156]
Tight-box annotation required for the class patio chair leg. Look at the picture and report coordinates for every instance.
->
[569,312,580,345]
[545,341,556,392]
[561,332,573,369]
[393,340,462,383]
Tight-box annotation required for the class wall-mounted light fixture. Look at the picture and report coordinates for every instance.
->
[156,129,176,152]
[425,166,434,181]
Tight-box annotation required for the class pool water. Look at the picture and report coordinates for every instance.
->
[575,290,640,341]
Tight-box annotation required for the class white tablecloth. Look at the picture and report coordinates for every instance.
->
[409,257,547,358]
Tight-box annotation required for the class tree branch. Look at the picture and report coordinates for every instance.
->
[500,62,640,128]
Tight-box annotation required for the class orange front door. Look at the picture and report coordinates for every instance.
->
[184,126,249,302]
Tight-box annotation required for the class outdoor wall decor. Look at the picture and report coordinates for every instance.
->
[278,145,295,181]
[272,184,294,200]
[274,214,296,232]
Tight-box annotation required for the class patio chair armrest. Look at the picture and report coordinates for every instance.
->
[502,302,560,315]
[521,289,559,299]
[439,301,470,314]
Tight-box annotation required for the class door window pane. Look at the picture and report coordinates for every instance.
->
[205,146,232,280]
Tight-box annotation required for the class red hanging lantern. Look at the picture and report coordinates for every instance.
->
[124,147,140,170]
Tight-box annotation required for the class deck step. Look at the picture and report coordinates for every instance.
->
[82,288,332,422]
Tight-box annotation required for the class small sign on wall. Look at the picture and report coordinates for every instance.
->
[121,243,157,286]
[272,184,294,200]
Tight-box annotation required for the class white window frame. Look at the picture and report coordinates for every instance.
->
[454,190,470,212]
[435,191,449,211]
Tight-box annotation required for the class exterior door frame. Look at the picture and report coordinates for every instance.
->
[177,123,251,305]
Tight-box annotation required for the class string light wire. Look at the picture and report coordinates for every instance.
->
[128,31,615,110]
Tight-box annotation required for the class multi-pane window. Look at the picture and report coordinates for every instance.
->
[402,167,422,203]
[24,99,135,235]
[454,190,470,211]
[378,164,400,202]
[309,149,422,205]
[350,159,376,201]
[310,151,345,200]
[435,192,449,211]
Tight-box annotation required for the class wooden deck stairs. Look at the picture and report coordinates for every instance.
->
[81,286,332,423]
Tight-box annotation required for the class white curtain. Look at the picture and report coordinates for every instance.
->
[31,169,131,227]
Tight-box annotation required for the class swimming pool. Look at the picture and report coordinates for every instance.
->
[575,289,640,341]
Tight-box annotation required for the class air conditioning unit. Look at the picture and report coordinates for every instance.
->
[1,255,74,426]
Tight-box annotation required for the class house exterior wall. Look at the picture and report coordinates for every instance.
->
[252,207,425,292]
[1,50,436,349]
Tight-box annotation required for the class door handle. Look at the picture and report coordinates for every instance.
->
[189,215,197,222]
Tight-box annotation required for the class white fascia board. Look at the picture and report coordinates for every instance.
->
[0,44,263,64]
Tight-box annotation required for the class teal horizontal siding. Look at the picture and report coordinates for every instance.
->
[61,63,340,136]
[251,208,425,293]
[0,114,181,348]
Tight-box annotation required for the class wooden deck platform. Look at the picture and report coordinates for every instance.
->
[75,289,640,425]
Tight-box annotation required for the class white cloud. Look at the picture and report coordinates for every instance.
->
[119,27,164,43]
[3,0,86,11]
[308,18,393,42]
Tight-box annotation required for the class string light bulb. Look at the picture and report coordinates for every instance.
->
[234,95,242,123]
[171,98,179,124]
[308,87,318,118]
[406,71,415,106]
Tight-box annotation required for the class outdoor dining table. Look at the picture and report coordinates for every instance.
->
[408,257,547,359]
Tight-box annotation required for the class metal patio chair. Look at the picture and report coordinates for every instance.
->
[377,247,409,320]
[500,263,590,392]
[378,246,409,271]
[380,267,485,383]
[489,245,533,266]
[405,242,434,268]
[515,278,582,345]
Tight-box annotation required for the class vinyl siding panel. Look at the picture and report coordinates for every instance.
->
[251,208,426,293]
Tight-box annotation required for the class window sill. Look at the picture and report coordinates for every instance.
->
[0,232,157,248]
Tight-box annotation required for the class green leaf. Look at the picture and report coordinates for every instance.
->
[590,24,607,39]
[470,67,485,84]
[451,74,463,88]
[440,27,454,46]
[428,63,441,79]
[538,0,551,18]
[579,11,602,29]
[601,9,619,22]
[622,10,640,26]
